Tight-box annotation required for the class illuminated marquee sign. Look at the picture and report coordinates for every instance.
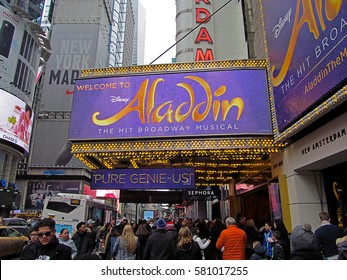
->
[195,0,214,61]
[262,0,347,132]
[69,69,272,140]
[91,168,195,190]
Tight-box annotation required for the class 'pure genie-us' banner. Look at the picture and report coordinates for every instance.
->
[91,168,195,189]
[68,69,272,140]
[262,0,347,132]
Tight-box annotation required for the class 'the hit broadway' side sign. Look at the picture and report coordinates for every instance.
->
[91,168,195,190]
[69,68,272,140]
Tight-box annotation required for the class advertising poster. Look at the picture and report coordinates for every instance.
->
[40,24,98,111]
[268,182,282,220]
[69,69,272,140]
[262,0,347,132]
[0,89,33,152]
[0,5,24,84]
[143,210,154,221]
[25,181,80,211]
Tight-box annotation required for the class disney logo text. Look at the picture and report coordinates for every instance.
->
[272,8,292,38]
[110,96,130,103]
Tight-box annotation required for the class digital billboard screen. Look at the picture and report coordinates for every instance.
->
[262,0,347,132]
[0,89,34,152]
[69,68,272,140]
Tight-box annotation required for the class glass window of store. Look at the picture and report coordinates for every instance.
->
[0,151,7,180]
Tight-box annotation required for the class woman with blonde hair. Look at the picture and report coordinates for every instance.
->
[112,224,139,260]
[176,226,202,260]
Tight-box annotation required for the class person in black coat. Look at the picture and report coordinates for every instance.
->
[273,219,290,259]
[143,218,175,260]
[135,222,151,260]
[20,218,71,260]
[72,221,94,258]
[210,218,226,260]
[290,224,323,260]
[176,226,202,260]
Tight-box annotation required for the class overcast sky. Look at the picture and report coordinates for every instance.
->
[140,0,176,65]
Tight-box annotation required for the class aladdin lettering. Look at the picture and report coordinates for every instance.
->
[92,76,244,126]
[271,0,343,87]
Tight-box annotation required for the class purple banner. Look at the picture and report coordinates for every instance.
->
[263,0,347,132]
[69,69,272,140]
[91,168,195,189]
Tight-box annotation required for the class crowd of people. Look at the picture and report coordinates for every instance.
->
[19,211,347,260]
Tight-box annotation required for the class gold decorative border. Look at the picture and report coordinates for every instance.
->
[80,59,267,77]
[71,137,284,153]
[275,86,347,143]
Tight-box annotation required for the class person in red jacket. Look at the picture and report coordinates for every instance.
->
[216,217,247,260]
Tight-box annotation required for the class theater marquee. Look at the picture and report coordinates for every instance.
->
[69,67,272,140]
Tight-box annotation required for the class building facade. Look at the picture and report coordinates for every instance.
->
[0,0,50,216]
[15,0,135,217]
[175,0,249,62]
[262,0,347,231]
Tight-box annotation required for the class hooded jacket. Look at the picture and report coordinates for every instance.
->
[176,240,202,260]
[20,236,72,260]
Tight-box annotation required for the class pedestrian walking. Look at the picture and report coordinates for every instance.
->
[20,218,71,260]
[58,228,78,259]
[290,223,323,260]
[315,212,344,259]
[216,217,247,260]
[72,221,94,258]
[113,224,139,260]
[176,226,202,260]
[143,218,175,260]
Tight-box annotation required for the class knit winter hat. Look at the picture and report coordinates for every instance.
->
[155,218,167,229]
[290,223,318,252]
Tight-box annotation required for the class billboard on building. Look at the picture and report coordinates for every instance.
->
[0,89,33,152]
[69,68,272,140]
[262,0,347,132]
[24,181,80,211]
[40,24,98,111]
[0,5,24,84]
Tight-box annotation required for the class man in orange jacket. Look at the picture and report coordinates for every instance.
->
[216,217,247,260]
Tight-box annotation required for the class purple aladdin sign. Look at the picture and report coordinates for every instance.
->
[91,168,195,190]
[69,69,272,140]
[262,0,347,132]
